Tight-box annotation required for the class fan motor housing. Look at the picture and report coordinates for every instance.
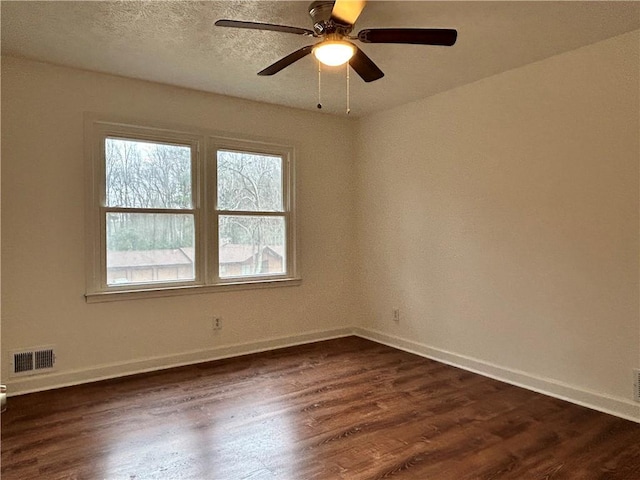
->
[308,1,334,23]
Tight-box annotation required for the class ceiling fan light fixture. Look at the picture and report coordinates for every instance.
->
[313,40,355,66]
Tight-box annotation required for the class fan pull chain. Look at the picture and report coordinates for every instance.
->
[317,61,322,109]
[346,63,351,115]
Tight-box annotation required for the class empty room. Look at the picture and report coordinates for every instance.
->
[1,1,639,478]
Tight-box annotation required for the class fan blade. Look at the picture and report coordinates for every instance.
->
[349,46,384,82]
[358,28,457,46]
[258,45,314,76]
[331,0,366,26]
[215,19,315,37]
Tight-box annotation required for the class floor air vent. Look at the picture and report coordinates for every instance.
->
[11,347,56,376]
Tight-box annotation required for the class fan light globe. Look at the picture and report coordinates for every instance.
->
[313,41,355,67]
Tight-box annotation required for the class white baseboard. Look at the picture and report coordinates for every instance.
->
[8,326,639,424]
[354,327,640,424]
[6,327,354,397]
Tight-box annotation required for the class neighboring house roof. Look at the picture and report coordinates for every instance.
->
[108,245,283,268]
[108,249,193,268]
[219,244,283,264]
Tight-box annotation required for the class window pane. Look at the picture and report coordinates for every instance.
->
[219,215,286,278]
[106,213,195,285]
[217,150,283,212]
[106,138,192,209]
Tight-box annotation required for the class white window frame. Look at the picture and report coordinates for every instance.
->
[85,116,299,302]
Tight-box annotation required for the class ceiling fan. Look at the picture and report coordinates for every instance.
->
[215,0,457,83]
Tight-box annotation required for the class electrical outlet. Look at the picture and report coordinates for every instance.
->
[392,308,400,323]
[212,317,223,331]
[634,369,640,402]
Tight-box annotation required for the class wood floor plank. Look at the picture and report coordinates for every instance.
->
[1,336,638,479]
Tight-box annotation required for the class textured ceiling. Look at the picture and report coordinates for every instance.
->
[2,1,639,117]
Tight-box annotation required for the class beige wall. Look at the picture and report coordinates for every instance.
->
[355,30,639,419]
[1,57,359,392]
[2,30,639,420]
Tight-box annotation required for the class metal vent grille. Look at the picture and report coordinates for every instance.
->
[35,349,55,370]
[13,352,34,374]
[634,369,640,402]
[11,347,56,376]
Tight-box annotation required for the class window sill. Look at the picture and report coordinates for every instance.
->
[85,278,302,303]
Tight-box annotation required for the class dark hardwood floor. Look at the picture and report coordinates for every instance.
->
[1,336,639,479]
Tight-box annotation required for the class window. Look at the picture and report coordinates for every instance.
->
[85,118,298,301]
[104,138,196,287]
[217,150,286,279]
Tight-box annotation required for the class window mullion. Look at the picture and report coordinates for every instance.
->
[207,139,219,285]
[192,138,205,286]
